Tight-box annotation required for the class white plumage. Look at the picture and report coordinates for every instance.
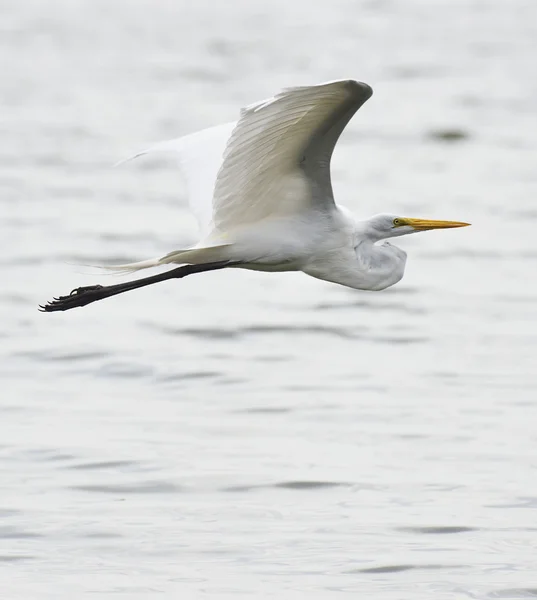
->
[113,79,468,289]
[41,79,470,313]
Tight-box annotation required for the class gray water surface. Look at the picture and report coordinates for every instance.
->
[2,0,537,598]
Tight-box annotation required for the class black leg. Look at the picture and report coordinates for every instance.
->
[39,261,238,312]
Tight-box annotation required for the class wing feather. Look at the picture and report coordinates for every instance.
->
[119,80,372,239]
[119,122,235,236]
[212,79,372,231]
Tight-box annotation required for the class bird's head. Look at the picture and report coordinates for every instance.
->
[364,213,470,241]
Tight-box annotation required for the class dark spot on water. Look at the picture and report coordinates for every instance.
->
[157,371,221,382]
[178,328,239,340]
[221,485,256,492]
[489,590,537,599]
[0,526,42,539]
[0,555,36,562]
[358,564,414,573]
[353,563,461,574]
[274,481,350,490]
[221,481,351,493]
[47,351,109,363]
[14,350,107,364]
[487,497,537,509]
[65,460,140,471]
[71,481,183,494]
[398,526,477,534]
[427,129,469,142]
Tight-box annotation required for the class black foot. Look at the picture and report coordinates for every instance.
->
[39,285,105,312]
[39,260,238,313]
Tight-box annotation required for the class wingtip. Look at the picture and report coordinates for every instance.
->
[113,153,143,168]
[307,78,374,101]
[346,80,373,98]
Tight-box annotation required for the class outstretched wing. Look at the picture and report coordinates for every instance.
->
[212,79,372,231]
[119,80,372,237]
[119,122,235,236]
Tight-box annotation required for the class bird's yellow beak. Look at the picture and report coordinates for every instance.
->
[397,218,471,231]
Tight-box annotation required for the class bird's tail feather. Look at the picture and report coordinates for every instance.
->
[99,244,233,274]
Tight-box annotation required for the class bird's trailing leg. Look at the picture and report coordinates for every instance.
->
[39,261,238,312]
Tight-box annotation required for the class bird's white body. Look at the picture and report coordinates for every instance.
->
[217,208,407,292]
[113,79,467,292]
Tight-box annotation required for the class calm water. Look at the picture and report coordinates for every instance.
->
[2,0,537,597]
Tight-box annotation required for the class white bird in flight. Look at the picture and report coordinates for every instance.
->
[41,79,469,312]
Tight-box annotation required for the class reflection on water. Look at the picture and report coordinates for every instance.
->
[2,0,537,597]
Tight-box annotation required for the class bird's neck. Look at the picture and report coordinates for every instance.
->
[353,220,389,244]
[356,238,407,289]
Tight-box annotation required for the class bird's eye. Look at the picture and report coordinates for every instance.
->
[393,218,402,227]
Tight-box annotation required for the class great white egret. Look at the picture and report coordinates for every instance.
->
[40,79,469,312]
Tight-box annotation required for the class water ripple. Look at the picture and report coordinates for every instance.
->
[64,460,140,471]
[157,324,358,340]
[274,481,350,490]
[156,371,222,382]
[222,481,352,492]
[0,555,36,562]
[489,590,537,599]
[397,526,477,535]
[0,526,42,539]
[353,563,462,574]
[234,406,292,414]
[71,481,183,494]
[427,128,470,142]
